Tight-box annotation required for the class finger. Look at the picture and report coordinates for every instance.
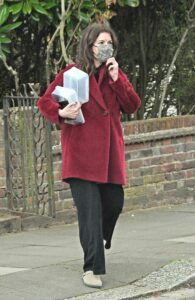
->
[71,106,81,113]
[68,116,76,120]
[107,62,114,70]
[108,64,115,72]
[69,102,81,110]
[75,102,82,109]
[106,57,115,63]
[65,103,76,110]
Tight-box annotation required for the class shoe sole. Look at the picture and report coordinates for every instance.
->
[83,279,102,288]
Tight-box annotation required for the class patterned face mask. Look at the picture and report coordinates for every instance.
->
[94,44,114,63]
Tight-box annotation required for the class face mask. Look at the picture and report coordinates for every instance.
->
[94,44,114,63]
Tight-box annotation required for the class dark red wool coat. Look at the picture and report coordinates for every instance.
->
[37,64,141,185]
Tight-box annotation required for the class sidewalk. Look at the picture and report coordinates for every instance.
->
[1,202,195,300]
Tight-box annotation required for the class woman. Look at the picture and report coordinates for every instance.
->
[38,22,141,288]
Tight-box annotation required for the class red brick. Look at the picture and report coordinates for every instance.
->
[128,160,143,169]
[186,169,195,178]
[185,136,192,143]
[186,142,195,152]
[163,163,176,173]
[0,168,5,177]
[182,160,195,170]
[163,139,172,145]
[174,162,183,171]
[151,157,160,165]
[152,165,165,175]
[161,146,176,155]
[127,143,145,151]
[173,153,188,161]
[0,188,6,198]
[160,155,173,164]
[171,170,186,180]
[143,158,151,166]
[191,117,195,126]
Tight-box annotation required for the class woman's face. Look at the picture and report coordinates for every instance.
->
[92,32,113,66]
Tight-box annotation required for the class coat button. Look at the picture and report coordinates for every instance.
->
[103,111,109,116]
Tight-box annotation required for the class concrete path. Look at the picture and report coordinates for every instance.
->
[1,202,195,300]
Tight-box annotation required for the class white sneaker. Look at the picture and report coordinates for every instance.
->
[83,271,102,288]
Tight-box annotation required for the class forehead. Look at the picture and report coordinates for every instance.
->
[96,32,112,41]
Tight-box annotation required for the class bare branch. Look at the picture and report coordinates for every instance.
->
[60,0,73,64]
[1,55,19,91]
[46,25,60,85]
[66,19,82,50]
[158,0,195,117]
[45,0,84,83]
[187,104,195,114]
[187,0,195,23]
[61,0,65,14]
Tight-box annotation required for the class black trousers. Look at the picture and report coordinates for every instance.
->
[68,178,124,275]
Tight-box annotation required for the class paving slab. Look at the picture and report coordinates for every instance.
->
[0,202,195,300]
[64,259,195,300]
[0,267,29,276]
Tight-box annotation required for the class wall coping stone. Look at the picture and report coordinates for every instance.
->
[51,126,195,151]
[123,115,195,134]
[125,127,195,145]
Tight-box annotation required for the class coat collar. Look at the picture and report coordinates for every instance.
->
[89,64,108,110]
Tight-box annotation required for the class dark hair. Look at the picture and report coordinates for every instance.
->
[77,22,118,75]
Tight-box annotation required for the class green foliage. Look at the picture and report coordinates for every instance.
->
[0,0,59,58]
[0,4,9,25]
[0,0,141,59]
[111,0,195,119]
[0,0,194,119]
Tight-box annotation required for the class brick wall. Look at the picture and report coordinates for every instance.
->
[51,115,195,213]
[123,115,195,210]
[1,113,195,215]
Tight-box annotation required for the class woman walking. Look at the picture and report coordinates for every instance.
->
[38,21,141,288]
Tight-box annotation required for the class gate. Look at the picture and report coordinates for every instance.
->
[3,85,56,217]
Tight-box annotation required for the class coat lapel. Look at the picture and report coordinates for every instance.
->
[89,65,108,110]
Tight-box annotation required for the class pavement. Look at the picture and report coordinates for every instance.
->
[1,202,195,300]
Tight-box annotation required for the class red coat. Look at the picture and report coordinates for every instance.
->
[37,64,141,185]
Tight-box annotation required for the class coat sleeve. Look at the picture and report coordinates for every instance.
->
[37,70,64,125]
[37,64,76,125]
[109,69,141,114]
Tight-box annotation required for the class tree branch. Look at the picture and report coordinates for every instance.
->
[0,53,19,91]
[158,0,195,117]
[60,0,73,65]
[66,19,82,50]
[45,0,84,83]
[46,25,60,85]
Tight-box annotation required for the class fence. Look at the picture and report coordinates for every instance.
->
[1,95,195,224]
[3,88,55,217]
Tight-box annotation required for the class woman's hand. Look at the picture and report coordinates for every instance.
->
[106,57,118,82]
[58,102,82,119]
